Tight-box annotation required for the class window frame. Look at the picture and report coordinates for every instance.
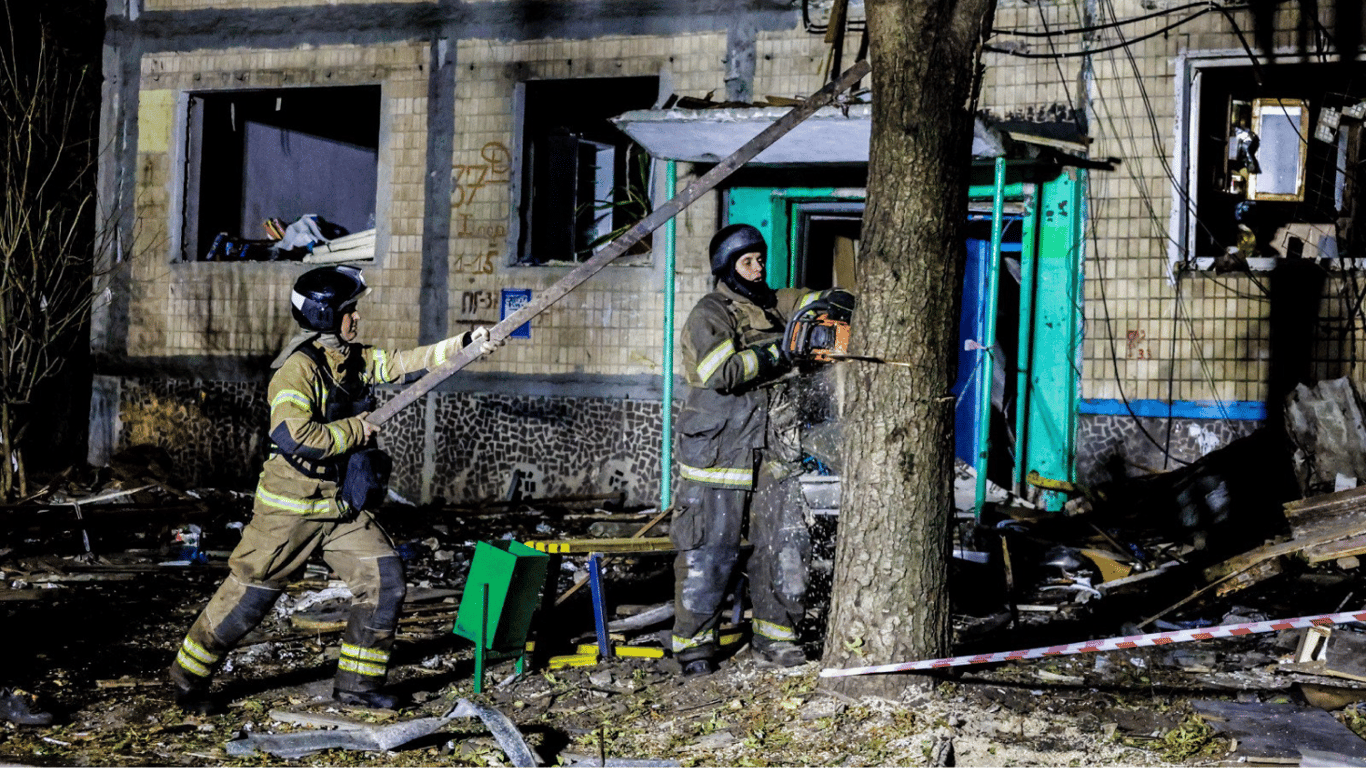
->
[510,76,662,267]
[174,83,387,265]
[1173,52,1362,272]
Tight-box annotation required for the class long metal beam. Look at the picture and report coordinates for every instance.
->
[369,58,872,425]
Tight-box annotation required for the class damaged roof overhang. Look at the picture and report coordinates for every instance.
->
[611,104,1015,164]
[611,103,877,164]
[612,103,1111,170]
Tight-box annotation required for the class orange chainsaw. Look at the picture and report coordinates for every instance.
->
[782,290,855,364]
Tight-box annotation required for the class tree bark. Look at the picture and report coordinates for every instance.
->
[821,0,996,698]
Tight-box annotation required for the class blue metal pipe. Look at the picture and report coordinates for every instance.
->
[974,157,1007,519]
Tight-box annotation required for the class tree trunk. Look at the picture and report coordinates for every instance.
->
[821,0,996,698]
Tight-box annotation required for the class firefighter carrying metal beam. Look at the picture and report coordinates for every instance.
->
[167,266,502,713]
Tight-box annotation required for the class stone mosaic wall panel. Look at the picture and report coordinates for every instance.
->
[113,376,668,506]
[1076,413,1262,487]
[424,394,665,506]
[117,378,270,490]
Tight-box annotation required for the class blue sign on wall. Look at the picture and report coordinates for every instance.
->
[501,289,532,339]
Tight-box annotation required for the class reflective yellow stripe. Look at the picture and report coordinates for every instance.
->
[176,650,212,678]
[696,339,736,383]
[671,630,717,653]
[341,643,390,663]
[796,290,822,309]
[325,422,347,451]
[739,348,759,380]
[372,349,390,381]
[337,657,387,677]
[434,340,448,366]
[271,389,311,412]
[180,637,218,665]
[256,486,331,515]
[680,463,753,488]
[754,619,797,642]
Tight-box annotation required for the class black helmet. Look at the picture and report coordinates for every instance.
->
[290,265,368,332]
[709,224,766,277]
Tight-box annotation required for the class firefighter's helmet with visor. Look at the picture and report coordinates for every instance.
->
[290,266,369,332]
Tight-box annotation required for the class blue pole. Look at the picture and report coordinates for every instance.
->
[974,157,1007,519]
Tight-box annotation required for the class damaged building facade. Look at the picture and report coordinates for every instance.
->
[90,0,1364,509]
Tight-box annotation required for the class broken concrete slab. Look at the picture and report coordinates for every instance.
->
[1285,378,1366,497]
[1191,699,1366,763]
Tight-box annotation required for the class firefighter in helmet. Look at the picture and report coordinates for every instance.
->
[671,223,844,676]
[168,265,501,712]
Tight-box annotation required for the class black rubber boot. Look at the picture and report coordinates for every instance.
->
[333,688,401,710]
[753,641,806,669]
[681,658,717,678]
[0,688,53,726]
[169,674,221,716]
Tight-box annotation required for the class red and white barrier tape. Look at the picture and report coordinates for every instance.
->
[819,609,1366,678]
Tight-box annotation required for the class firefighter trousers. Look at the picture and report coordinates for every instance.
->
[170,508,406,694]
[669,471,810,663]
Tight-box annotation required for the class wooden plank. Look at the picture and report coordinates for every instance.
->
[1137,560,1273,630]
[1204,513,1366,581]
[1284,486,1366,539]
[1214,557,1283,598]
[1307,533,1366,564]
[1191,699,1366,762]
[366,59,871,426]
[1284,484,1366,516]
[1293,509,1366,545]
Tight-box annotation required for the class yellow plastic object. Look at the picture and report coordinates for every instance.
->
[526,538,674,554]
[575,644,665,659]
[548,653,600,669]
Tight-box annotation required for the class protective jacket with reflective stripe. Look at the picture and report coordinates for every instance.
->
[257,333,468,516]
[676,284,820,489]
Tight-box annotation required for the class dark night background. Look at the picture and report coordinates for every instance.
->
[5,0,105,479]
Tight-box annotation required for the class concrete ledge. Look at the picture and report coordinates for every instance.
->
[92,354,678,401]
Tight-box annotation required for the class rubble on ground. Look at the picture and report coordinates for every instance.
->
[10,402,1366,765]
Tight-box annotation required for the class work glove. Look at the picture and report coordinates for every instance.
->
[468,326,504,356]
[751,341,790,377]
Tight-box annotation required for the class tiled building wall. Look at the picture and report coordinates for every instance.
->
[981,0,1360,481]
[132,29,830,376]
[135,42,439,357]
[120,18,834,500]
[446,32,830,378]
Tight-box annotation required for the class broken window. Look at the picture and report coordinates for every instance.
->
[517,77,659,265]
[181,86,380,262]
[1179,60,1366,269]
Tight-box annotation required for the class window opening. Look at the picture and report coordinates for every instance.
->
[1182,60,1366,268]
[182,85,380,262]
[518,77,659,265]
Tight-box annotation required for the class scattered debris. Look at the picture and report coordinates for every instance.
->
[226,699,538,765]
